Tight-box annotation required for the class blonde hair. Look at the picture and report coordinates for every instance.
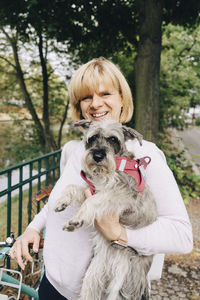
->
[68,57,133,123]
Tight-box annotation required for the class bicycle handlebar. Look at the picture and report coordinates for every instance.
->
[0,233,44,250]
[0,232,15,248]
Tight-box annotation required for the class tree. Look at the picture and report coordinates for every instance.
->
[31,0,199,141]
[160,23,200,129]
[0,0,200,143]
[0,25,70,152]
[134,0,162,141]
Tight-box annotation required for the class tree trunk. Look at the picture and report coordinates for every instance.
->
[38,33,57,151]
[10,37,46,148]
[134,0,163,142]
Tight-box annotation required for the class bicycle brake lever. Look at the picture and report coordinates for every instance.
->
[6,232,15,247]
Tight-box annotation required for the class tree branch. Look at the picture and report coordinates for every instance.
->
[57,98,70,148]
[0,55,17,69]
[176,39,197,67]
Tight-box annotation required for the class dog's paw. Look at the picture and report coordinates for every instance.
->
[62,220,84,231]
[54,197,70,212]
[54,203,67,212]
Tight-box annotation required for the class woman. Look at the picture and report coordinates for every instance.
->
[10,57,193,300]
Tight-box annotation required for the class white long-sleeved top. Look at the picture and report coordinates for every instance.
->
[28,139,193,300]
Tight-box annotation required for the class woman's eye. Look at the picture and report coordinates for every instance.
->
[102,92,111,97]
[81,95,92,101]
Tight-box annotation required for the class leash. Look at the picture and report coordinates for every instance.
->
[80,156,151,195]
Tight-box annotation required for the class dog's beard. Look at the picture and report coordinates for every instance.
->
[82,151,116,180]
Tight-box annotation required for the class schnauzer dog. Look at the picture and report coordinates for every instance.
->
[54,120,157,300]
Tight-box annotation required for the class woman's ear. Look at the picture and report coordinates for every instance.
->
[122,126,143,146]
[73,120,92,131]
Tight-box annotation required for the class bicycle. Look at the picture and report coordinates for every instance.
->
[0,187,52,300]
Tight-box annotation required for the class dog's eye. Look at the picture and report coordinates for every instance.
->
[88,134,98,145]
[106,136,118,144]
[106,136,120,154]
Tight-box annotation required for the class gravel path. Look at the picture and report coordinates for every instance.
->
[150,198,200,300]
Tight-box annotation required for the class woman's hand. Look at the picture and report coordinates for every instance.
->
[95,213,126,241]
[9,228,40,270]
[84,189,127,242]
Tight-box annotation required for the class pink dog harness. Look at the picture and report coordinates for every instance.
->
[81,156,151,195]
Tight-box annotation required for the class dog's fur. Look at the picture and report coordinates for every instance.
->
[54,120,157,300]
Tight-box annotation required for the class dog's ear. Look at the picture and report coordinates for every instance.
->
[122,126,143,145]
[73,120,92,130]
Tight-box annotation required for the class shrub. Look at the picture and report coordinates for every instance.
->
[195,117,200,127]
[158,132,200,203]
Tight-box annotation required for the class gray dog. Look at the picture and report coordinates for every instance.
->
[54,120,157,300]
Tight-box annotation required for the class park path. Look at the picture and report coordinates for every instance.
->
[150,128,200,300]
[178,127,200,168]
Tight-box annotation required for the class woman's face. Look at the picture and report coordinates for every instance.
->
[79,83,123,122]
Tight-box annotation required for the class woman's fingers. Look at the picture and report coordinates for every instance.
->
[32,236,40,253]
[21,239,33,263]
[9,245,17,259]
[84,188,92,198]
[95,213,121,241]
[10,239,32,270]
[9,228,40,270]
[15,241,27,270]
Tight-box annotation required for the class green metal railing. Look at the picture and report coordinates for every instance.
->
[0,150,61,238]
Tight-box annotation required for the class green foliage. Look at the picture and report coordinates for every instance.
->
[160,23,200,131]
[61,123,83,145]
[112,50,136,94]
[195,117,200,127]
[158,132,200,203]
[0,120,44,169]
[0,56,22,102]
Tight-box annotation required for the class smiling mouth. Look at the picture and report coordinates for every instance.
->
[91,112,108,118]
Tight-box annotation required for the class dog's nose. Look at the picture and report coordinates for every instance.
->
[93,149,106,162]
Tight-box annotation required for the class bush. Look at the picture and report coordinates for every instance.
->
[0,121,45,169]
[158,132,200,203]
[195,117,200,126]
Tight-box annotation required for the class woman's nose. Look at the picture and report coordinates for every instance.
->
[90,94,104,108]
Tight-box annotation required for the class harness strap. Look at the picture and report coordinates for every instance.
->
[115,156,151,194]
[81,156,151,195]
[80,170,95,195]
